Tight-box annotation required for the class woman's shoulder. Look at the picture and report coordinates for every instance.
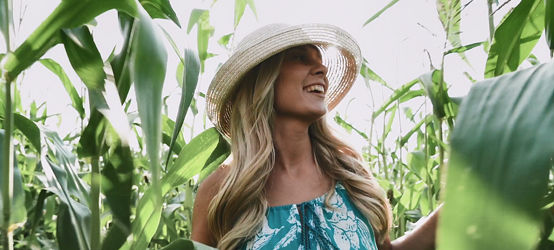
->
[191,164,231,246]
[197,164,230,198]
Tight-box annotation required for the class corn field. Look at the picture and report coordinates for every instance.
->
[0,0,553,249]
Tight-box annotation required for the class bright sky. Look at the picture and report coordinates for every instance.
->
[3,0,551,152]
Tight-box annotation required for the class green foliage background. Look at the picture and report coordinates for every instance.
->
[0,0,553,249]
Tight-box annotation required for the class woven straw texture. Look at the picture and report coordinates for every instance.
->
[206,23,362,138]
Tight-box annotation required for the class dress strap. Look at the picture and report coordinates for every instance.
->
[297,203,339,250]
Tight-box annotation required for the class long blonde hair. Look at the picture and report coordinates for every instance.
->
[207,50,392,249]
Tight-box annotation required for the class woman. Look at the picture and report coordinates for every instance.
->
[192,23,438,249]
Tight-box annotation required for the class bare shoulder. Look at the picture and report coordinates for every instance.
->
[191,165,230,246]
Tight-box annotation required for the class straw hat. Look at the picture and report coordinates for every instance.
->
[206,23,362,138]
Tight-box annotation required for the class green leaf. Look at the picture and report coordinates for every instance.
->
[372,78,419,119]
[0,130,27,230]
[400,115,433,147]
[110,12,135,102]
[0,0,12,48]
[333,113,369,140]
[186,9,214,71]
[101,143,134,250]
[77,111,105,158]
[40,130,91,250]
[383,105,397,139]
[160,26,184,64]
[234,0,257,28]
[165,48,200,166]
[187,9,205,34]
[88,77,133,146]
[13,113,41,153]
[546,0,554,52]
[39,59,85,118]
[399,181,424,210]
[419,70,457,123]
[161,239,218,250]
[139,0,181,27]
[1,0,138,81]
[444,41,485,55]
[438,62,554,250]
[360,60,392,90]
[125,128,229,250]
[218,33,233,49]
[130,7,167,175]
[61,26,106,90]
[436,0,463,53]
[485,0,545,78]
[363,0,400,27]
[125,7,167,249]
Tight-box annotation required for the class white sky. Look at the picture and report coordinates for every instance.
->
[2,0,551,152]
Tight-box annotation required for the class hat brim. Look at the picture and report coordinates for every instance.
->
[206,23,362,138]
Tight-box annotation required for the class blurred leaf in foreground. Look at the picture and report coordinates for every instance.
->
[438,62,554,250]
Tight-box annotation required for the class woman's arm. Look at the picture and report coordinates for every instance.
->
[191,166,229,247]
[380,205,441,250]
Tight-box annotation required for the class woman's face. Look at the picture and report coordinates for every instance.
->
[273,45,329,123]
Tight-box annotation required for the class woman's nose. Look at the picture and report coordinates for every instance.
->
[311,61,328,77]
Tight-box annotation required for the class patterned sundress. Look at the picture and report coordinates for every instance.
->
[242,183,378,250]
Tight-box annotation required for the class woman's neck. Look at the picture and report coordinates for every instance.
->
[272,118,316,176]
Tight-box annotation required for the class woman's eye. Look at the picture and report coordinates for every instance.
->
[292,54,308,63]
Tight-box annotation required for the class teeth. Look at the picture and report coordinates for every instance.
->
[306,85,325,93]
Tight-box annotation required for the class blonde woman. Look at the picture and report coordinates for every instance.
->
[192,24,439,250]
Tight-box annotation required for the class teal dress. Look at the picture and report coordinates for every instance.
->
[242,183,378,250]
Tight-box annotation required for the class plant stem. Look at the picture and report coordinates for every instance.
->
[487,0,495,41]
[2,77,14,250]
[382,112,388,180]
[185,180,193,237]
[91,156,101,250]
[2,0,15,247]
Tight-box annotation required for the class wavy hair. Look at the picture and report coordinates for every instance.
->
[207,50,392,249]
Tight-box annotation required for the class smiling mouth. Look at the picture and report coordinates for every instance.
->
[304,84,325,94]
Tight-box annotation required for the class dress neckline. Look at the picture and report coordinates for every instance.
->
[268,182,338,210]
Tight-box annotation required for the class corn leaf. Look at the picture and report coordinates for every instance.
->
[363,0,400,27]
[372,78,419,119]
[124,6,167,249]
[139,0,180,27]
[438,62,554,250]
[546,0,554,52]
[60,26,106,90]
[124,128,229,249]
[101,143,134,250]
[77,111,106,158]
[361,60,392,90]
[40,130,91,250]
[444,41,485,55]
[1,0,137,81]
[165,48,200,166]
[0,0,12,48]
[419,70,457,125]
[13,113,41,153]
[234,0,257,28]
[485,0,545,78]
[130,3,167,193]
[436,0,463,52]
[187,9,214,71]
[333,113,369,140]
[110,12,135,102]
[39,59,85,119]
